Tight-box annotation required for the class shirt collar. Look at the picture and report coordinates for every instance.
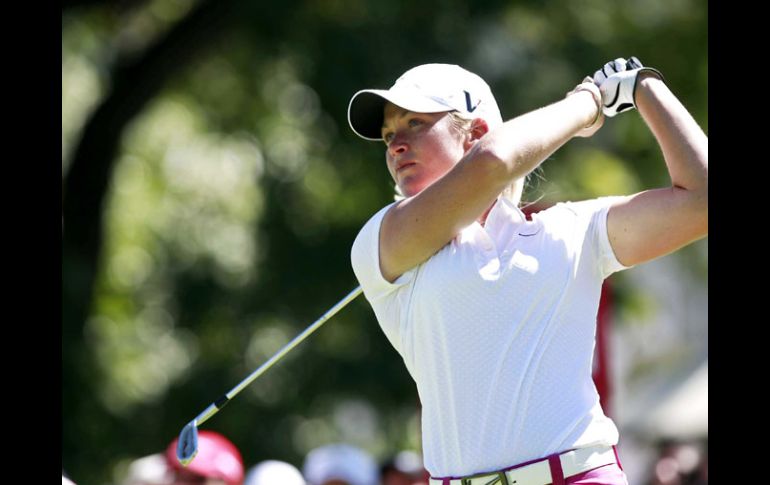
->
[458,197,527,245]
[485,197,526,230]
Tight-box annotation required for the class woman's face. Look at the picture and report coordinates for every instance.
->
[381,102,468,198]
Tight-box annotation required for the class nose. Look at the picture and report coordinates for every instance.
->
[387,134,408,157]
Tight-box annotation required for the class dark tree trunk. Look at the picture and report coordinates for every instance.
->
[62,0,235,479]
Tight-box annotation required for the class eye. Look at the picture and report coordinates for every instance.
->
[408,118,423,128]
[383,132,394,144]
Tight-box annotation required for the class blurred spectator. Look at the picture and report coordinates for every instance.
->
[647,440,707,485]
[165,430,245,485]
[380,451,429,485]
[302,443,378,485]
[244,460,305,485]
[120,431,243,485]
[118,431,243,485]
[121,453,174,485]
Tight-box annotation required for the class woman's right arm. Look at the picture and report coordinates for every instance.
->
[379,83,602,282]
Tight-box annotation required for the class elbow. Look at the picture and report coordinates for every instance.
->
[695,165,708,232]
[699,189,709,236]
[677,159,708,236]
[691,185,708,236]
[695,204,708,237]
[672,182,707,238]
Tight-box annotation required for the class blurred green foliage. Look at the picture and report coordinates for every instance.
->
[62,0,707,483]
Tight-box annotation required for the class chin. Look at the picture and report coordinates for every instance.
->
[398,179,427,198]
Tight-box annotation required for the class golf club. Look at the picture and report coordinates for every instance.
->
[176,285,364,466]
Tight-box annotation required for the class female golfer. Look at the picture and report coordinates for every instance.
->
[348,58,707,485]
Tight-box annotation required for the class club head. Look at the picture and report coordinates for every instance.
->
[176,420,199,466]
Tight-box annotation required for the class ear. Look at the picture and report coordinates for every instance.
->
[465,117,489,148]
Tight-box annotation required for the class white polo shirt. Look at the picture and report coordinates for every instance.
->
[350,196,630,477]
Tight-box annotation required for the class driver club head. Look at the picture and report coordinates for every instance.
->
[176,420,199,466]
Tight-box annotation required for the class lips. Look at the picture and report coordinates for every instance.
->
[396,160,417,172]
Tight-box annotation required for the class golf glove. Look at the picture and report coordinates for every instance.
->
[593,56,664,117]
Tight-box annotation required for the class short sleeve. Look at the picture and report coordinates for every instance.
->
[549,197,632,279]
[350,203,417,353]
[586,196,633,278]
[350,202,416,298]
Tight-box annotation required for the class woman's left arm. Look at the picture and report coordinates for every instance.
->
[606,71,708,267]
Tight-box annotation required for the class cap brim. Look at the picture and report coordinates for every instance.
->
[347,89,454,141]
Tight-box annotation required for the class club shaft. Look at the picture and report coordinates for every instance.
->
[193,285,363,428]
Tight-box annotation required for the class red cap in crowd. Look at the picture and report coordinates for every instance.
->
[166,430,244,485]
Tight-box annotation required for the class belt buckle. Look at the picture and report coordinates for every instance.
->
[461,471,509,485]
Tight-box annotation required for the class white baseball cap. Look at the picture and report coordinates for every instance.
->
[121,453,174,485]
[347,63,503,141]
[244,460,305,485]
[302,443,378,485]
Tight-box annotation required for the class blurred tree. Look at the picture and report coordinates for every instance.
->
[63,0,239,479]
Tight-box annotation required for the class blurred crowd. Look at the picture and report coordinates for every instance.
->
[63,430,429,485]
[645,439,708,485]
[61,432,708,485]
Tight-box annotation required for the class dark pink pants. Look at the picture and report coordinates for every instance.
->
[435,446,629,485]
[548,446,628,485]
[563,463,628,484]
